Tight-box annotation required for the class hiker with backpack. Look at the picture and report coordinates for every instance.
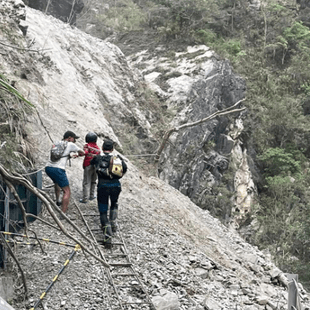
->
[90,139,127,248]
[79,132,101,203]
[45,131,84,214]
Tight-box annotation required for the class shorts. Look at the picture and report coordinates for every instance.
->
[45,166,69,188]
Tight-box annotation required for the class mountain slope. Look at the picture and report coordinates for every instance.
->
[0,1,309,309]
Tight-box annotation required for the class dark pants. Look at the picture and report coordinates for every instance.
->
[97,181,121,213]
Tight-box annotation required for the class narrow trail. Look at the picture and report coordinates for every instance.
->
[1,191,156,309]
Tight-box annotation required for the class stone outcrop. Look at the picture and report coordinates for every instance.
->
[128,45,251,220]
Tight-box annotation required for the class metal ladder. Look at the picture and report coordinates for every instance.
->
[92,222,156,310]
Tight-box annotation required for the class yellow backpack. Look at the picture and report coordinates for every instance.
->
[109,155,124,178]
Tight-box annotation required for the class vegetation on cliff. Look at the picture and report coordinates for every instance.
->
[0,74,34,172]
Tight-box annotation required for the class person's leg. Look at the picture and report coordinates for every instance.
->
[45,167,67,206]
[81,166,91,202]
[109,184,121,232]
[54,183,62,205]
[52,169,70,213]
[61,185,71,213]
[89,166,97,200]
[97,184,112,247]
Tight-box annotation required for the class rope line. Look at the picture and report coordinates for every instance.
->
[29,245,81,310]
[122,154,156,157]
[3,240,35,246]
[18,153,157,176]
[0,232,76,248]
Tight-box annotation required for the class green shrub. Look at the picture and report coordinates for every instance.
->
[194,29,216,44]
[258,147,302,177]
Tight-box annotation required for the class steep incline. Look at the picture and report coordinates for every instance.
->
[0,1,309,309]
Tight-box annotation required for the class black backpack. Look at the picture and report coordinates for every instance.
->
[95,154,124,179]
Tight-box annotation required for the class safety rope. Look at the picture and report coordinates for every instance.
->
[122,154,156,157]
[0,232,76,248]
[17,152,157,177]
[3,240,36,246]
[29,244,81,310]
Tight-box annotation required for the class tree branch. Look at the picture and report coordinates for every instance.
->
[0,164,110,268]
[155,98,246,161]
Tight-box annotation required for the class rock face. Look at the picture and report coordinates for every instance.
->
[22,0,84,25]
[1,0,256,224]
[19,0,256,221]
[128,45,248,220]
[1,1,156,186]
[158,59,246,200]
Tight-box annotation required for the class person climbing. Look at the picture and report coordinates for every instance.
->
[80,132,101,203]
[45,131,84,214]
[91,139,127,248]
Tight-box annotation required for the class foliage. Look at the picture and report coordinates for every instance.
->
[97,0,147,33]
[202,184,234,221]
[258,147,302,177]
[0,74,34,107]
[77,0,148,38]
[253,145,310,287]
[0,74,34,171]
[78,0,224,43]
[252,172,310,284]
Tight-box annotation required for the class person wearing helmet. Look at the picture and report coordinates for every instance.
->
[80,132,101,203]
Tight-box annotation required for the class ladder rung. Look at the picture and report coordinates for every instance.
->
[123,302,152,305]
[110,263,132,267]
[116,284,142,288]
[111,273,135,276]
[82,214,98,216]
[111,242,124,246]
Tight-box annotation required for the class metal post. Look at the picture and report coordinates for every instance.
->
[288,278,303,310]
[3,187,10,269]
[36,171,42,215]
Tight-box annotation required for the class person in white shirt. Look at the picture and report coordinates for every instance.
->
[45,131,84,214]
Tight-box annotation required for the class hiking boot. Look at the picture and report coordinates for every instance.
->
[110,221,118,233]
[102,225,113,249]
[89,196,96,201]
[79,198,88,203]
[103,234,112,249]
[102,223,113,238]
[110,205,118,233]
[100,212,113,247]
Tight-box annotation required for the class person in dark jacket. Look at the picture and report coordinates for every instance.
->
[90,139,127,248]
